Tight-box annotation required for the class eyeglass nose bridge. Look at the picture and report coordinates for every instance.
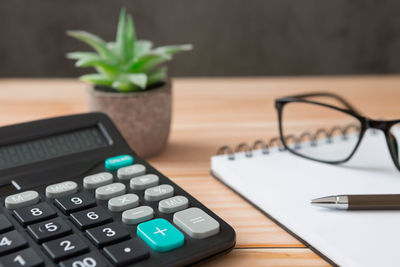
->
[366,119,388,130]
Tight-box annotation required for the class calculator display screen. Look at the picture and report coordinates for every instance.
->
[0,126,109,170]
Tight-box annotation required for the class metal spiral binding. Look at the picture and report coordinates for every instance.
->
[216,123,361,160]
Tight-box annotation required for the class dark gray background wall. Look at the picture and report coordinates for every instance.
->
[1,0,400,77]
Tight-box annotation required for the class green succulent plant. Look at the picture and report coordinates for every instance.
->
[66,8,192,92]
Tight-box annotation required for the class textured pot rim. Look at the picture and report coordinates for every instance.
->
[87,79,171,99]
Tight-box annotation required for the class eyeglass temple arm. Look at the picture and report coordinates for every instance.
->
[286,92,361,114]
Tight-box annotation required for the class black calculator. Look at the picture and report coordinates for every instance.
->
[0,113,236,267]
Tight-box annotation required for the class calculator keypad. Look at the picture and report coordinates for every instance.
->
[0,155,223,266]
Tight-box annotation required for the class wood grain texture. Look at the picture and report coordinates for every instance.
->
[1,76,399,266]
[202,248,331,267]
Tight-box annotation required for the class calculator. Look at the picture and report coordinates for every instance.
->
[0,113,236,267]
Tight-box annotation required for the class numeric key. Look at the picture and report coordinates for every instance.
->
[0,248,44,267]
[13,202,56,226]
[70,207,112,230]
[27,217,72,243]
[59,252,108,267]
[86,222,130,247]
[42,234,89,262]
[0,230,28,255]
[55,192,96,214]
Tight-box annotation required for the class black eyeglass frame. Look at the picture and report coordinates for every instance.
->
[275,92,400,171]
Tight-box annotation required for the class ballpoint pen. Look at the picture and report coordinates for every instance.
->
[311,194,400,210]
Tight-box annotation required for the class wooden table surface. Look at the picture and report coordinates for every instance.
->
[1,76,399,266]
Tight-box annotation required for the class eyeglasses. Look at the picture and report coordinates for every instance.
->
[275,92,400,171]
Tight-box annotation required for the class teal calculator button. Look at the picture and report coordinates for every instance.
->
[105,155,134,170]
[137,218,184,252]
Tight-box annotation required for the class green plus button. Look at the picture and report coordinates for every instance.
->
[137,218,184,252]
[105,155,134,170]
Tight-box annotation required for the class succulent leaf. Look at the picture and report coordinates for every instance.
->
[134,40,153,58]
[154,44,193,55]
[66,30,115,60]
[107,42,119,55]
[79,73,113,86]
[112,80,134,92]
[126,73,147,89]
[66,51,99,60]
[130,52,171,73]
[147,67,167,87]
[75,54,111,68]
[125,15,136,60]
[116,8,127,60]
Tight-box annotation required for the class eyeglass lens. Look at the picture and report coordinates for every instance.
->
[281,101,362,162]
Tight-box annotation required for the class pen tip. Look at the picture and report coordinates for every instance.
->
[310,195,349,209]
[311,196,333,205]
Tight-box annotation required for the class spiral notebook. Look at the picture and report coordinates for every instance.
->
[211,129,400,267]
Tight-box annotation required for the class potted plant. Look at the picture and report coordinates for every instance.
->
[66,8,192,158]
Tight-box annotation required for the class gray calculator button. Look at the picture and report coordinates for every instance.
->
[144,184,173,201]
[5,190,39,209]
[158,196,189,214]
[46,181,78,198]
[96,183,126,200]
[108,193,139,212]
[173,207,220,239]
[130,174,159,190]
[122,206,153,224]
[117,164,146,180]
[83,172,113,189]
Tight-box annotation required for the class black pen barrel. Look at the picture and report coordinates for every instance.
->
[348,194,400,210]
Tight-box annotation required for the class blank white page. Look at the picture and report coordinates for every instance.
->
[211,130,400,267]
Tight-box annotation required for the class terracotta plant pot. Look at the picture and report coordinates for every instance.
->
[86,80,172,158]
